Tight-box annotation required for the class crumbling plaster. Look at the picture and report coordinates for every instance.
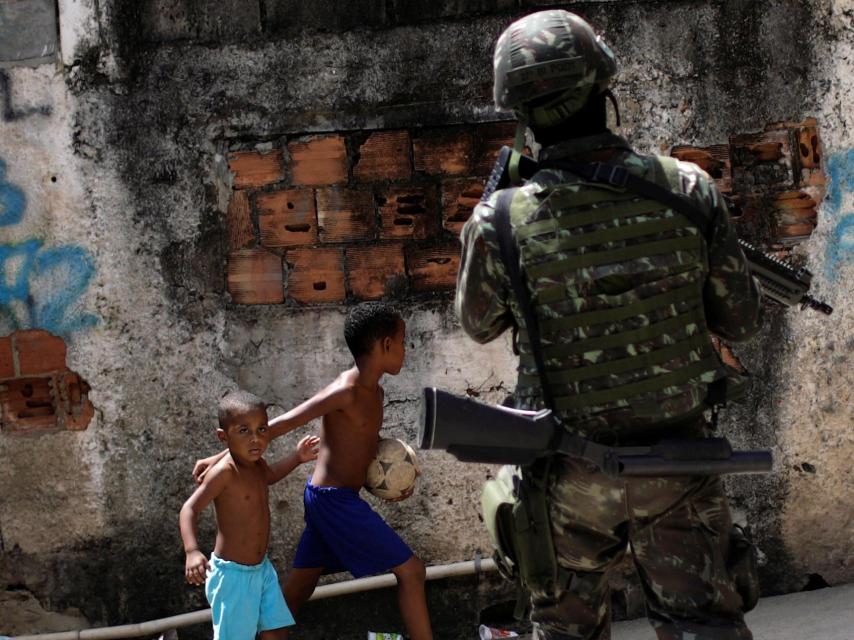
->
[1,0,852,636]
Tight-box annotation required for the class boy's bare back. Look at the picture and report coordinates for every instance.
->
[310,368,385,491]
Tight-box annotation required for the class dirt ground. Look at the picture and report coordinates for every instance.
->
[0,590,90,636]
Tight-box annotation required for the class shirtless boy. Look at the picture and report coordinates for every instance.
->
[195,302,433,640]
[180,390,319,640]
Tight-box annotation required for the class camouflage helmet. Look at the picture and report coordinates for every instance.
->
[493,10,617,129]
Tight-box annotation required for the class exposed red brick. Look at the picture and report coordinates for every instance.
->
[670,144,732,193]
[227,249,284,304]
[731,129,790,164]
[227,150,284,188]
[442,178,484,234]
[58,372,94,431]
[15,330,67,376]
[257,189,317,248]
[0,336,14,379]
[710,336,747,374]
[286,248,346,304]
[407,245,461,292]
[472,121,517,175]
[773,191,818,239]
[379,187,439,240]
[288,135,348,186]
[1,376,58,434]
[227,190,255,251]
[317,188,376,243]
[345,245,406,300]
[413,130,474,176]
[352,131,412,183]
[797,125,821,170]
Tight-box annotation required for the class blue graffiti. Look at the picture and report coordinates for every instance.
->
[0,159,97,336]
[824,150,854,282]
[0,159,25,227]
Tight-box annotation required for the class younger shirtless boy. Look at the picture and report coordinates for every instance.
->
[196,303,432,640]
[180,390,319,640]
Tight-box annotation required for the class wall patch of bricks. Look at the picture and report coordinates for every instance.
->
[0,330,95,435]
[670,118,824,254]
[223,118,824,306]
[224,121,516,305]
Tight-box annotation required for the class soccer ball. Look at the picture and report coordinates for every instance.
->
[364,438,420,501]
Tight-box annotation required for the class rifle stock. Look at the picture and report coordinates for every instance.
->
[419,387,772,476]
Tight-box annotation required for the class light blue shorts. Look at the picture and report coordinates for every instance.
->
[205,553,295,640]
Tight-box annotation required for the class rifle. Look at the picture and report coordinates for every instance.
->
[419,387,772,476]
[483,146,833,315]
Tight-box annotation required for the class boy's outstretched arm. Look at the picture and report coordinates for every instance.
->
[268,384,356,439]
[179,464,230,585]
[264,434,320,485]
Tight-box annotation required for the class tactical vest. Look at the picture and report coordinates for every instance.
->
[510,156,723,436]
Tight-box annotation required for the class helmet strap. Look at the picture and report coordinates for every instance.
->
[603,89,621,128]
[509,114,528,184]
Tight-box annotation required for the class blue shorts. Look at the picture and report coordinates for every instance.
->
[205,554,294,640]
[293,482,413,578]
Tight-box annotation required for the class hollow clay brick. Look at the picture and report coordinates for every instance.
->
[345,244,406,300]
[288,135,348,186]
[1,376,58,433]
[227,150,284,188]
[286,247,346,304]
[407,245,461,292]
[353,131,412,183]
[413,130,474,176]
[257,189,317,248]
[15,330,67,376]
[442,178,484,234]
[317,188,376,243]
[227,190,256,251]
[0,336,14,379]
[58,371,94,431]
[472,121,517,175]
[227,249,284,304]
[378,186,439,240]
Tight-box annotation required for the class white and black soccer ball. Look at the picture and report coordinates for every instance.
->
[364,438,420,501]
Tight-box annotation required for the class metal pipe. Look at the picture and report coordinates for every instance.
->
[9,558,497,640]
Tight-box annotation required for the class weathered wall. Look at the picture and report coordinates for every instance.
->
[1,0,853,637]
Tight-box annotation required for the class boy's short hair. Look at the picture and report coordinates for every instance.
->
[218,390,267,429]
[344,302,402,359]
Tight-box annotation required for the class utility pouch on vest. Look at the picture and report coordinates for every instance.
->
[481,460,565,603]
[728,524,760,612]
[511,457,563,596]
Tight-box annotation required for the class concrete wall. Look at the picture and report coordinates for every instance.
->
[1,0,852,637]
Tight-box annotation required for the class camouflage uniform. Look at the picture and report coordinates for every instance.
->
[455,130,762,640]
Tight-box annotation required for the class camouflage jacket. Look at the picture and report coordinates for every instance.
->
[455,131,763,431]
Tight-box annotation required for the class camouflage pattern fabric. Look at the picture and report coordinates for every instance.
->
[531,454,751,640]
[455,130,763,639]
[455,131,762,438]
[493,10,616,128]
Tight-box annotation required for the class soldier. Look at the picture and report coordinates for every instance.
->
[455,10,763,640]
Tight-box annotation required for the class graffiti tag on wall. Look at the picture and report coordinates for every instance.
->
[824,150,854,281]
[0,158,97,337]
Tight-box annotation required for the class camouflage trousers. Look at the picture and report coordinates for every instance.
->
[530,456,752,640]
